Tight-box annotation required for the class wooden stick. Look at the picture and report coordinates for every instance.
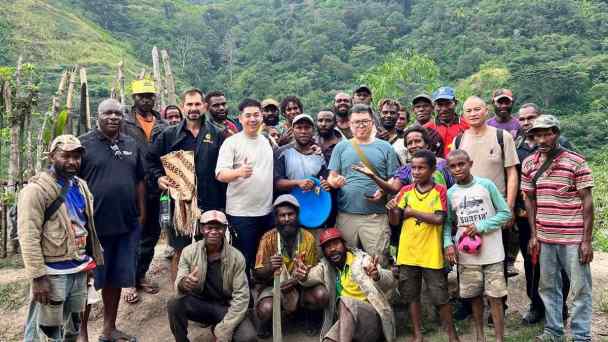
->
[118,59,126,105]
[161,49,177,105]
[152,46,164,110]
[80,67,91,131]
[273,233,283,342]
[65,66,77,135]
[7,59,20,195]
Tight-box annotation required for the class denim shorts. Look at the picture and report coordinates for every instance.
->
[94,226,139,289]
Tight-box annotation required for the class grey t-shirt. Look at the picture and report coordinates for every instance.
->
[328,138,399,214]
[216,132,274,217]
[274,145,327,182]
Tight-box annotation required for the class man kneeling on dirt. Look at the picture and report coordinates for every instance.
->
[18,135,104,341]
[294,227,397,342]
[253,194,328,337]
[167,210,256,342]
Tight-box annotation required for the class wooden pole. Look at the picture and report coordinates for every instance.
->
[161,49,177,105]
[80,67,91,132]
[7,58,21,195]
[116,59,126,105]
[65,66,77,135]
[152,46,164,110]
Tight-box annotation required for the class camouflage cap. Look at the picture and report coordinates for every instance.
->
[529,114,560,132]
[49,134,85,153]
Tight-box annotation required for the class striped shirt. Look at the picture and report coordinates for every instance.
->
[521,150,593,244]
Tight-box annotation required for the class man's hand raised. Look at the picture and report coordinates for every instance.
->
[180,267,200,293]
[293,252,310,282]
[363,255,381,281]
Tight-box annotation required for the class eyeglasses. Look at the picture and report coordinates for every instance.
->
[351,119,372,127]
[109,144,124,160]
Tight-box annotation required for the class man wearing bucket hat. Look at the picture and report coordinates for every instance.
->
[522,115,595,342]
[293,227,396,342]
[19,135,104,341]
[167,210,256,342]
[253,194,328,337]
[122,79,169,303]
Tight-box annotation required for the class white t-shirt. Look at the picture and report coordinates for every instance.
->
[392,138,408,165]
[215,132,274,216]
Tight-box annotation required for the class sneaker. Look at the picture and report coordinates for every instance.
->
[522,308,544,325]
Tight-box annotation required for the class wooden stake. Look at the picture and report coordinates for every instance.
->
[118,59,126,105]
[152,46,164,110]
[65,66,77,135]
[161,49,177,105]
[80,67,91,132]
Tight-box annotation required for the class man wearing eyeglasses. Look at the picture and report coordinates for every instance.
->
[326,104,399,265]
[78,98,146,342]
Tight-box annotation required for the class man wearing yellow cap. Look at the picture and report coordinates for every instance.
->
[122,79,169,304]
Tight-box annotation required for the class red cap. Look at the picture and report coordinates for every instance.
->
[319,227,343,246]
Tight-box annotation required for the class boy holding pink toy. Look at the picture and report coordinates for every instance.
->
[445,149,512,342]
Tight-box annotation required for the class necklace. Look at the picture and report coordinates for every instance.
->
[413,184,433,201]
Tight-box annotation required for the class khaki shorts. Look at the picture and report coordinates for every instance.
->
[336,212,390,261]
[458,262,507,299]
[398,265,449,305]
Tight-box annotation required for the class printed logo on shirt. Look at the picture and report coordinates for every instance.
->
[203,133,213,143]
[456,195,488,225]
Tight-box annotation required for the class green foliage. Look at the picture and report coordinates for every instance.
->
[590,149,608,252]
[360,52,440,106]
[53,109,69,138]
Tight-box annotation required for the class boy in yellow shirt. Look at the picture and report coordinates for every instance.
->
[388,149,459,342]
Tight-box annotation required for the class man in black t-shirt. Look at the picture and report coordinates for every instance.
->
[78,98,145,342]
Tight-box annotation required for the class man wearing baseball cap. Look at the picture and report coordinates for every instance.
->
[353,85,372,105]
[261,98,280,127]
[253,194,327,337]
[522,115,595,342]
[424,86,469,157]
[167,210,256,342]
[274,114,331,198]
[293,227,396,342]
[487,89,521,137]
[19,134,104,341]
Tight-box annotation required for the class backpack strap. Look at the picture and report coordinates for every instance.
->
[496,128,505,162]
[532,147,565,185]
[44,181,70,222]
[453,133,464,150]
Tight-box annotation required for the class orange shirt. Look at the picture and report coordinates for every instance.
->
[136,114,156,142]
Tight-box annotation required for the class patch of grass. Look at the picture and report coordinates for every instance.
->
[0,255,23,270]
[600,288,608,314]
[0,281,27,311]
[591,150,608,252]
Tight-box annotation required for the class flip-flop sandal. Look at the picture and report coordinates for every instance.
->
[110,329,137,342]
[122,288,140,304]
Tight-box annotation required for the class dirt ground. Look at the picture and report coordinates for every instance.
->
[2,244,608,342]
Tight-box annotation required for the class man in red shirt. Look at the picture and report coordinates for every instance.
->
[424,86,469,156]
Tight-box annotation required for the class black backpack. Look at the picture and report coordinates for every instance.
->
[453,128,505,162]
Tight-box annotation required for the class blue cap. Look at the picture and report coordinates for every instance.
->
[432,86,456,102]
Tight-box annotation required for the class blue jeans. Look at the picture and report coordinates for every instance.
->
[539,242,592,341]
[24,272,87,342]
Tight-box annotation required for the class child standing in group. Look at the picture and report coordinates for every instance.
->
[388,149,460,342]
[446,149,512,342]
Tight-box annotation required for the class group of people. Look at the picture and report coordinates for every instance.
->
[17,79,595,342]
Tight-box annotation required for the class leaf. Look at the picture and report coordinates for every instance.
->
[54,109,68,138]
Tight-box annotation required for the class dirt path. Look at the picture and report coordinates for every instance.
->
[2,245,608,341]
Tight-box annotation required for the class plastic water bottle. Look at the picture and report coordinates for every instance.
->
[159,193,171,231]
